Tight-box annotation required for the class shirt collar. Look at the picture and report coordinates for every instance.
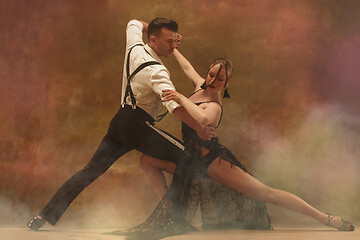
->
[144,44,164,65]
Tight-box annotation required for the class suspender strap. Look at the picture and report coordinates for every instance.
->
[128,61,161,80]
[155,111,169,122]
[124,61,161,108]
[126,44,143,78]
[123,44,161,109]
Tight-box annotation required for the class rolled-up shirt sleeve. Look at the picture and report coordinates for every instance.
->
[150,68,181,113]
[126,20,144,50]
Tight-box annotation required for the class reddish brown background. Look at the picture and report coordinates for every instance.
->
[1,0,359,228]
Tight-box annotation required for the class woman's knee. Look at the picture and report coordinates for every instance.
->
[264,188,280,204]
[248,186,277,203]
[140,155,176,174]
[140,154,152,171]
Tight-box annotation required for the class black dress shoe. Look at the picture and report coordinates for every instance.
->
[27,217,45,231]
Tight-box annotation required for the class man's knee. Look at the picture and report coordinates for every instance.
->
[82,161,109,177]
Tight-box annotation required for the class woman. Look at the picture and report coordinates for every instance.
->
[108,49,354,239]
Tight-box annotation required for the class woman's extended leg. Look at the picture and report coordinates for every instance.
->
[140,154,176,199]
[207,159,353,230]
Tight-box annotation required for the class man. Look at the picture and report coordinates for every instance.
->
[27,18,213,230]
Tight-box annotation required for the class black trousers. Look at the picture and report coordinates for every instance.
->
[39,105,185,225]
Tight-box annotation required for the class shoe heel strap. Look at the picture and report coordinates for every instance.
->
[326,213,334,226]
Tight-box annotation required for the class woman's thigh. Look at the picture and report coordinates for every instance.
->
[140,154,176,175]
[207,158,272,201]
[136,126,185,165]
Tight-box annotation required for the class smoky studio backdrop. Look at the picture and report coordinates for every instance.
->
[1,0,360,229]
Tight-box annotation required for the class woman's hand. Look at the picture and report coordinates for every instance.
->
[175,33,182,49]
[197,125,215,140]
[162,89,185,104]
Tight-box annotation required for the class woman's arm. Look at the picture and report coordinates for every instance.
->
[172,107,214,140]
[173,49,204,88]
[163,89,221,127]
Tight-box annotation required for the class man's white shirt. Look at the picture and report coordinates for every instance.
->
[121,20,180,119]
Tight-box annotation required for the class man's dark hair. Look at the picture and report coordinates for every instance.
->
[147,18,178,40]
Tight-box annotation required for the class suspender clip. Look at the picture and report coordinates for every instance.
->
[132,104,137,109]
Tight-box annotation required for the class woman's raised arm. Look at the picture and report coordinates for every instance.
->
[173,49,204,88]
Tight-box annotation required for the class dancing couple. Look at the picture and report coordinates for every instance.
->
[28,17,354,238]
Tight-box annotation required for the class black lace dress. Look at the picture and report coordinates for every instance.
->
[106,102,272,239]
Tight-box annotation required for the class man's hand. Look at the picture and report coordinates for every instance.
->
[197,125,215,140]
[175,33,182,49]
[137,20,148,32]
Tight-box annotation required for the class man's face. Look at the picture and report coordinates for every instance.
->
[151,28,177,57]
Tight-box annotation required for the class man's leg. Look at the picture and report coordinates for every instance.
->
[28,134,131,229]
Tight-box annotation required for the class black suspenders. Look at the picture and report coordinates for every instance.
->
[122,44,161,109]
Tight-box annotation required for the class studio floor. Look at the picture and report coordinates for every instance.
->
[1,226,359,240]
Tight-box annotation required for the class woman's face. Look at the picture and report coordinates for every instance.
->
[205,64,228,91]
